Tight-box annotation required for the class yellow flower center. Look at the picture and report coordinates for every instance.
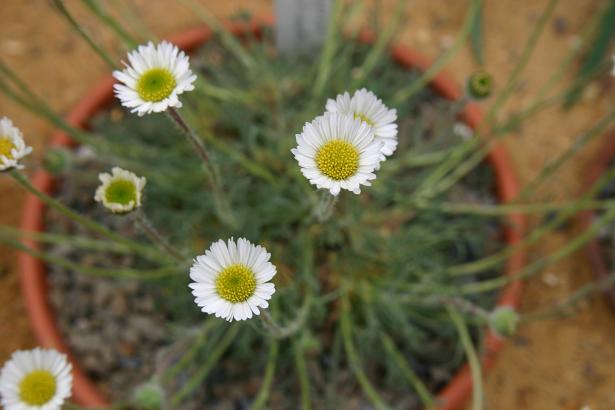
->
[0,137,16,162]
[105,179,137,205]
[136,68,176,102]
[315,139,360,181]
[354,113,374,127]
[19,370,57,406]
[215,264,257,303]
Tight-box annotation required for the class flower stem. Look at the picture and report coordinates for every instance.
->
[133,210,185,262]
[448,160,615,277]
[314,190,339,222]
[260,298,310,340]
[161,319,219,383]
[340,297,389,410]
[167,107,214,169]
[380,333,434,409]
[447,306,483,410]
[9,170,166,263]
[0,233,179,279]
[52,0,116,68]
[170,324,239,406]
[293,335,312,410]
[166,107,236,228]
[250,340,279,410]
[522,271,615,322]
[461,205,615,294]
[393,0,483,103]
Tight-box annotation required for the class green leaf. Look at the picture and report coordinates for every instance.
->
[564,0,615,108]
[470,5,484,65]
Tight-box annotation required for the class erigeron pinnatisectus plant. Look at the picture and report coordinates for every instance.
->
[2,1,615,409]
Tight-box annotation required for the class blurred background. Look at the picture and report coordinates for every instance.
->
[1,1,615,408]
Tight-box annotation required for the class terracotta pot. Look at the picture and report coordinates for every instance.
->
[579,128,615,310]
[18,17,526,409]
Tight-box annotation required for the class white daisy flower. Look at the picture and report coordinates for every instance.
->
[113,41,197,116]
[0,348,72,410]
[0,117,32,171]
[189,238,276,322]
[325,88,398,161]
[291,112,382,196]
[94,167,146,214]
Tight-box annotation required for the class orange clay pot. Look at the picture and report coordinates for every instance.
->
[18,17,526,409]
[579,128,615,310]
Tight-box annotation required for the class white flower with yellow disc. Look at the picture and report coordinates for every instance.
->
[0,348,72,410]
[189,238,276,322]
[113,41,197,116]
[326,88,398,161]
[94,167,146,214]
[292,112,382,196]
[0,117,32,171]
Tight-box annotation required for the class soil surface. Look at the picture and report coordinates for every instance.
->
[2,1,615,409]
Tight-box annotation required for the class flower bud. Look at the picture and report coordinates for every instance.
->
[43,147,72,175]
[489,306,520,338]
[467,70,493,99]
[132,381,166,410]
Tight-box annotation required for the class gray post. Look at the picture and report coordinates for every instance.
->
[275,0,332,55]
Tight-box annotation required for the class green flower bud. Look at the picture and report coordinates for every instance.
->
[489,306,520,338]
[467,70,493,99]
[132,381,166,410]
[43,147,72,175]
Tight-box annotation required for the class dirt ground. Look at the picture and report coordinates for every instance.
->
[1,1,615,409]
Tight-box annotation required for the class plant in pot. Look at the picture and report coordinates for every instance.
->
[2,1,615,410]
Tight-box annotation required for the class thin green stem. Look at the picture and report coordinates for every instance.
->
[522,272,615,322]
[340,297,389,410]
[447,306,483,410]
[52,0,116,68]
[199,127,279,186]
[80,0,138,48]
[180,0,255,69]
[162,319,218,383]
[0,235,179,279]
[393,0,483,103]
[409,0,561,202]
[448,161,615,277]
[515,111,615,200]
[134,211,186,262]
[461,205,615,294]
[293,336,312,410]
[428,100,610,201]
[250,340,279,410]
[313,191,339,222]
[0,61,134,161]
[485,0,559,126]
[260,293,311,339]
[380,334,434,409]
[10,170,166,263]
[531,9,600,105]
[193,78,251,103]
[109,0,155,40]
[313,0,344,98]
[170,324,239,406]
[0,225,151,255]
[351,0,405,88]
[409,198,615,216]
[166,107,236,228]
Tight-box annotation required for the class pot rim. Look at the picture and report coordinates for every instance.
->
[18,16,526,409]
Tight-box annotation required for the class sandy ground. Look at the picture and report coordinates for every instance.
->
[2,1,615,409]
